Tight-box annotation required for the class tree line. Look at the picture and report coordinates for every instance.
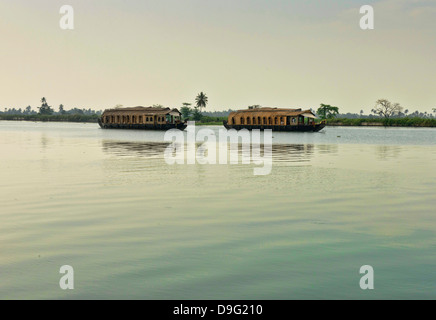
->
[200,99,436,120]
[1,97,102,116]
[2,95,435,126]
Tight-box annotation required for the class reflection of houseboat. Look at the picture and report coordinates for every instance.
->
[223,107,326,132]
[98,107,187,130]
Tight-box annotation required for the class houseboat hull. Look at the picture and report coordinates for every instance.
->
[98,118,187,131]
[223,121,325,132]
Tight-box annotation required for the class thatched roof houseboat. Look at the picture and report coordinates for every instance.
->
[98,106,187,131]
[223,107,325,132]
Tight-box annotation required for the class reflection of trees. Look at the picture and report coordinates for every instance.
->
[270,144,315,163]
[40,134,48,150]
[316,144,338,154]
[102,141,170,158]
[376,145,402,160]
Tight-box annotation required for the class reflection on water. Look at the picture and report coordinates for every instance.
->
[102,141,169,158]
[102,140,338,165]
[376,145,402,160]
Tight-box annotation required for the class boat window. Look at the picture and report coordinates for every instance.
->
[240,117,244,125]
[247,117,251,125]
[231,118,235,125]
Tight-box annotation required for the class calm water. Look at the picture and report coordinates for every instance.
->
[0,121,435,299]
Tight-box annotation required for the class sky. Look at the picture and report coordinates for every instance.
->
[0,0,435,113]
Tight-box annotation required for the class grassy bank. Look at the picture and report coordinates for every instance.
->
[327,117,436,127]
[0,114,99,123]
[193,116,227,126]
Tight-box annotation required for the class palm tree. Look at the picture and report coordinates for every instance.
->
[39,97,53,115]
[195,92,208,112]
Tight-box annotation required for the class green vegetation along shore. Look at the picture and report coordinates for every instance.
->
[327,117,436,127]
[0,114,100,123]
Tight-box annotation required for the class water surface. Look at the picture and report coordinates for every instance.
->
[0,121,435,299]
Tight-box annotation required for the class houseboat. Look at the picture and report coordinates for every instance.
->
[98,106,187,130]
[223,107,326,132]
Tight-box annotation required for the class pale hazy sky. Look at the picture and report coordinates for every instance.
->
[1,0,435,113]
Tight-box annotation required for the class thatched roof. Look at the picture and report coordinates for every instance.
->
[229,107,316,118]
[103,106,181,116]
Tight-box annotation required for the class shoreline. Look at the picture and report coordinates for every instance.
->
[1,118,435,128]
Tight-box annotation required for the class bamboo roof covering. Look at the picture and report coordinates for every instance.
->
[103,106,181,116]
[229,108,316,118]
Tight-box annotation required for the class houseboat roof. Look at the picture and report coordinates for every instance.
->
[229,107,317,118]
[102,106,181,116]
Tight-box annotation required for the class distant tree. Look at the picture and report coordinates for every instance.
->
[38,97,54,115]
[180,103,192,119]
[360,110,364,117]
[404,109,409,117]
[195,92,208,112]
[371,99,403,119]
[192,107,203,121]
[25,106,32,115]
[316,104,339,120]
[59,104,66,115]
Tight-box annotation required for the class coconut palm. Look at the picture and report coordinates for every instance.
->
[195,92,208,112]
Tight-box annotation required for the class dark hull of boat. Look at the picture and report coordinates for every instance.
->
[98,119,187,131]
[223,121,326,132]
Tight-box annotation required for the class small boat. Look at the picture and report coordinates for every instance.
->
[223,107,326,132]
[98,106,187,131]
